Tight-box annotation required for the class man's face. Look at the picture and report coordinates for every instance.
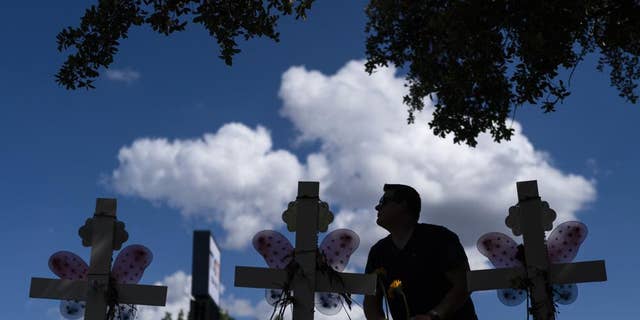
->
[375,190,408,229]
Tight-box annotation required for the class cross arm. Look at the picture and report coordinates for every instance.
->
[29,278,167,306]
[235,266,377,296]
[550,260,607,284]
[466,267,526,292]
[116,283,168,306]
[234,266,289,290]
[30,278,87,300]
[316,272,376,295]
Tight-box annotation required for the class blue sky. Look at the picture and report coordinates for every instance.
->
[1,1,638,319]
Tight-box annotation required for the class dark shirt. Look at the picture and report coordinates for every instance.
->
[365,223,477,320]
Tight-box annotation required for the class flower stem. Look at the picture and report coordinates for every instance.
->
[400,292,410,320]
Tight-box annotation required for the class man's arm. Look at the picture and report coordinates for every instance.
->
[364,243,386,320]
[417,228,474,319]
[430,263,472,319]
[363,290,386,320]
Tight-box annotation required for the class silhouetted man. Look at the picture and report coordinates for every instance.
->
[363,184,477,320]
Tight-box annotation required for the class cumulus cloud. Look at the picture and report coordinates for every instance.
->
[137,271,192,320]
[106,68,141,83]
[278,61,596,268]
[111,123,303,248]
[109,60,596,269]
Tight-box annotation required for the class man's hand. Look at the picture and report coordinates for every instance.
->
[363,293,386,320]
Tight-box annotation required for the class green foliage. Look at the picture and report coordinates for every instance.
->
[57,1,640,146]
[55,0,315,90]
[365,0,640,146]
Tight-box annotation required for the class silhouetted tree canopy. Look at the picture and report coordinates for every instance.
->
[55,0,313,90]
[365,0,640,145]
[56,0,639,146]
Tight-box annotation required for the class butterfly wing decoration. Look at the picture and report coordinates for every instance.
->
[315,228,360,315]
[48,251,89,319]
[251,228,361,316]
[546,221,588,305]
[252,230,295,306]
[110,244,154,319]
[111,244,154,284]
[48,245,153,320]
[112,304,137,320]
[477,232,527,306]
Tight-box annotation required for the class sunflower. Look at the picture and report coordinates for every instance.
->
[388,279,410,319]
[388,280,403,299]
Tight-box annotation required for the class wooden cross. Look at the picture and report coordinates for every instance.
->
[29,198,168,320]
[467,180,607,320]
[234,181,376,319]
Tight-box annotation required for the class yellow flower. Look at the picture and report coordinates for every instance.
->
[388,280,403,299]
[388,279,410,319]
[390,279,402,290]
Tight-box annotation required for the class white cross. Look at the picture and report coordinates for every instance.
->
[234,181,376,319]
[467,180,607,320]
[29,198,168,320]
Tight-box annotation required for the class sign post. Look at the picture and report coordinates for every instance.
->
[189,230,222,320]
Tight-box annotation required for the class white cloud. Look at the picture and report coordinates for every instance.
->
[277,61,596,269]
[106,68,141,84]
[136,271,192,320]
[109,60,596,269]
[111,123,303,249]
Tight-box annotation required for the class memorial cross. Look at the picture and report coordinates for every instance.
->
[29,198,168,320]
[467,180,607,320]
[235,181,376,319]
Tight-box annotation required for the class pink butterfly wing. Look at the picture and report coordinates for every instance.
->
[111,245,153,284]
[497,288,526,306]
[547,221,588,263]
[553,283,578,305]
[252,230,294,269]
[319,229,359,272]
[48,251,88,280]
[59,300,85,319]
[315,292,343,315]
[265,289,283,306]
[113,304,136,320]
[477,232,522,268]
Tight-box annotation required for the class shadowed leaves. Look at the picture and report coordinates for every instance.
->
[365,0,640,146]
[55,0,315,90]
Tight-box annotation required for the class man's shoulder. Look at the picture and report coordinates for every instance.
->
[415,223,460,241]
[416,222,455,234]
[370,234,392,251]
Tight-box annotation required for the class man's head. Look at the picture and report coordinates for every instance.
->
[375,184,421,229]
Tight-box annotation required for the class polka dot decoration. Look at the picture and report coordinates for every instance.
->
[113,304,136,320]
[111,244,153,284]
[547,221,588,264]
[59,300,85,319]
[252,230,294,269]
[477,232,521,268]
[552,283,578,305]
[315,292,342,315]
[48,251,88,280]
[265,289,283,306]
[319,229,360,272]
[497,288,526,306]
